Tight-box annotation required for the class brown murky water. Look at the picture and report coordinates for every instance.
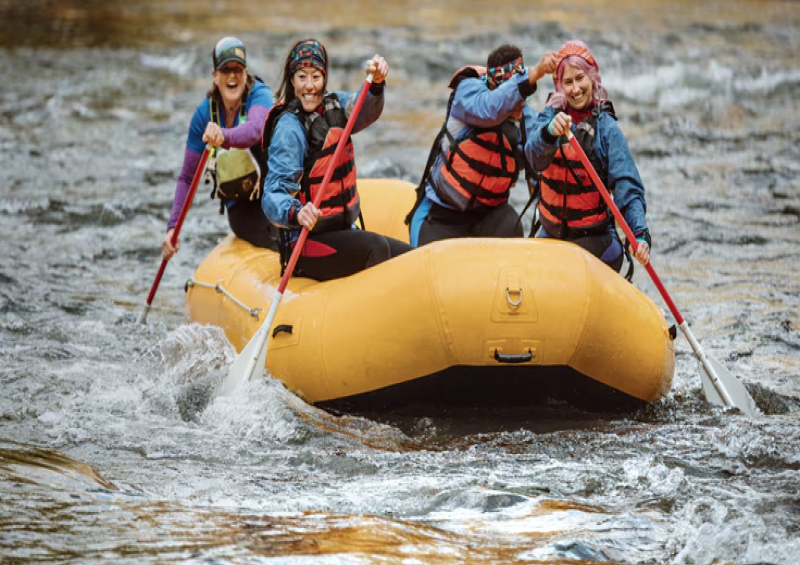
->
[1,1,799,563]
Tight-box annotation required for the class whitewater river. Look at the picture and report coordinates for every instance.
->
[1,1,799,563]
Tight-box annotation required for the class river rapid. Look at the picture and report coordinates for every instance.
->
[1,1,799,563]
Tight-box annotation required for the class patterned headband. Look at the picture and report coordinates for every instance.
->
[485,56,525,90]
[290,40,327,74]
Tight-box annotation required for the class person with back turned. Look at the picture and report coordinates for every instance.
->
[405,44,558,247]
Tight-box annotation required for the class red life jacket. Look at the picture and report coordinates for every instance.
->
[433,66,521,212]
[538,101,616,239]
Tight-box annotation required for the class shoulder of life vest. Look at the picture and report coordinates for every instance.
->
[596,100,617,120]
[277,94,347,154]
[258,94,347,171]
[448,65,486,89]
[575,98,617,172]
[273,95,345,134]
[306,95,347,150]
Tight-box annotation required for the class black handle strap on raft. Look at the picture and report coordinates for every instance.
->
[272,324,293,338]
[494,349,533,364]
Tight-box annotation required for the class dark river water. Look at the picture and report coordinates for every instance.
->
[1,1,799,563]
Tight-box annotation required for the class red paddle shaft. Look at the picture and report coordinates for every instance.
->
[138,147,211,323]
[566,134,683,325]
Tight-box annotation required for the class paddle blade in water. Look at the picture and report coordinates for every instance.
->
[218,327,268,396]
[565,132,759,418]
[217,290,283,396]
[699,353,760,417]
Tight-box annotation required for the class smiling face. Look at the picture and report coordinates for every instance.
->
[560,64,593,111]
[291,68,325,112]
[213,63,248,108]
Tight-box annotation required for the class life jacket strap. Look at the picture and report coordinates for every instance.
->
[516,112,541,237]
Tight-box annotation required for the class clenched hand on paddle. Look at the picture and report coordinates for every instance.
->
[563,130,759,417]
[217,69,377,396]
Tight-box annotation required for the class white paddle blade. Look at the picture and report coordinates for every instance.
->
[218,328,269,396]
[698,353,760,417]
[699,359,725,407]
[217,290,284,397]
[137,304,151,325]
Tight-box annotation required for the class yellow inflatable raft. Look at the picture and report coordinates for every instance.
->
[185,179,675,413]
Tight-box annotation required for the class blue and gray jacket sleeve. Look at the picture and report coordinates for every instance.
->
[261,86,385,228]
[449,72,535,126]
[525,107,649,236]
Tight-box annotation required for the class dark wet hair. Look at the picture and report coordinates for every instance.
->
[275,38,329,105]
[487,44,523,68]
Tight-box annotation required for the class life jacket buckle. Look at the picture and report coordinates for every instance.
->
[205,155,217,185]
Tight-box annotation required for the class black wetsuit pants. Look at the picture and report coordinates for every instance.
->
[416,202,523,246]
[294,229,412,282]
[227,200,279,251]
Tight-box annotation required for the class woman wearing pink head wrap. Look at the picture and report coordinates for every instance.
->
[525,40,651,276]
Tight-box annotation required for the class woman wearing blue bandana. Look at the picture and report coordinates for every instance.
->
[261,39,412,281]
[406,44,558,247]
[162,37,276,260]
